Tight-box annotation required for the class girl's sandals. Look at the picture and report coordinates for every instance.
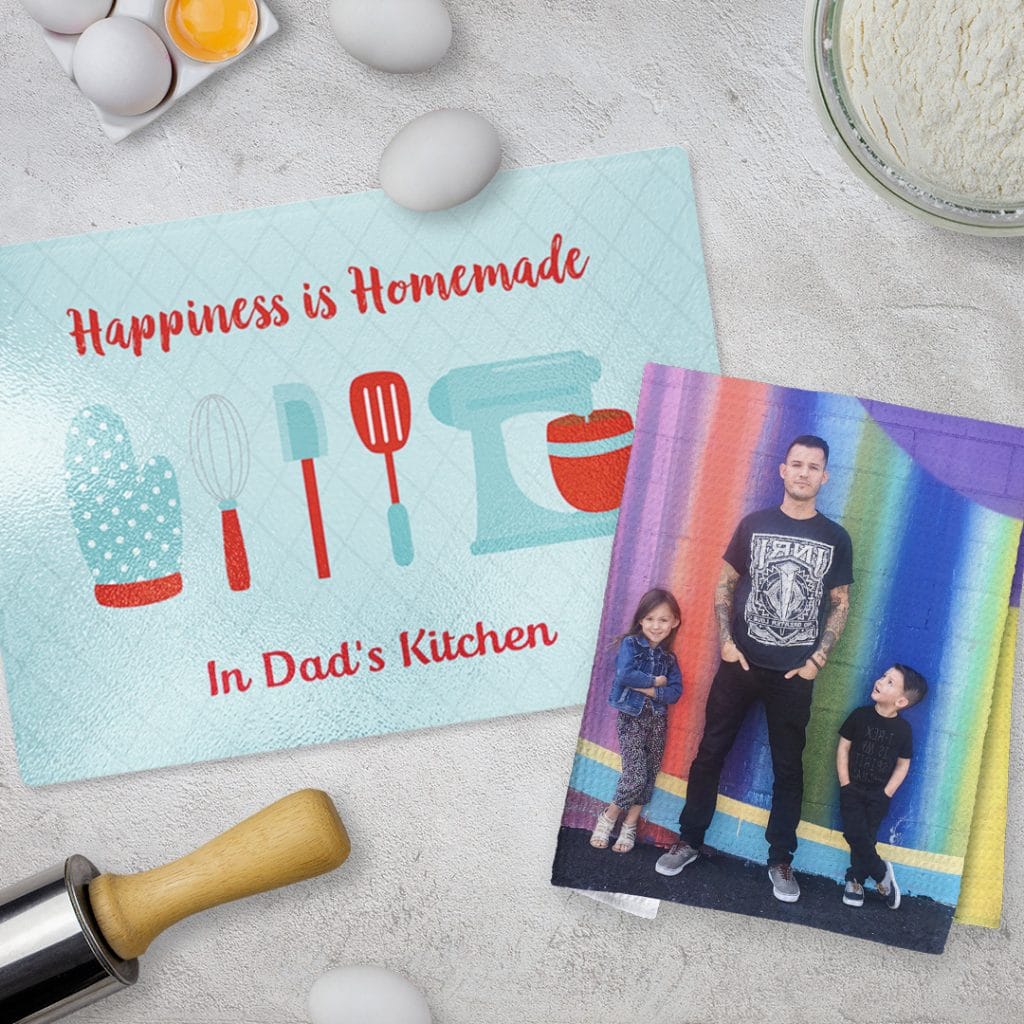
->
[613,821,637,854]
[589,811,617,849]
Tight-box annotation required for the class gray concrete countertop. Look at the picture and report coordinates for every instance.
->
[1,2,1021,1021]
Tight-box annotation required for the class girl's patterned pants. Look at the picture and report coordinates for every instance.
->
[613,704,666,808]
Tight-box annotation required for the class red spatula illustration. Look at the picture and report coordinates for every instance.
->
[349,372,414,567]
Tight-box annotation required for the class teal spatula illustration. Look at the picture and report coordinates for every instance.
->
[273,384,331,579]
[349,372,414,567]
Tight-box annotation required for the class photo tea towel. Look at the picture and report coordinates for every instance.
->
[553,365,1024,953]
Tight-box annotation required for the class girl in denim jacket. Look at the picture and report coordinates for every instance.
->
[590,588,683,853]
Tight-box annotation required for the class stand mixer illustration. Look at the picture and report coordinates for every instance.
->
[429,351,630,554]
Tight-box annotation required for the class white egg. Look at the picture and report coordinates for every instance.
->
[72,17,172,118]
[308,965,431,1024]
[379,109,502,212]
[329,0,452,73]
[21,0,112,35]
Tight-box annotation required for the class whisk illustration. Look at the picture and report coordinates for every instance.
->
[189,395,252,592]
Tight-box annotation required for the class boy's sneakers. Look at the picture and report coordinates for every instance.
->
[768,863,800,903]
[843,880,865,907]
[876,861,901,909]
[655,840,699,876]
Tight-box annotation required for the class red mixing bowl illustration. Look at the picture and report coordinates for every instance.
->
[547,408,634,513]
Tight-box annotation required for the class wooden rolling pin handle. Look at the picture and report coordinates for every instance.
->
[89,789,350,961]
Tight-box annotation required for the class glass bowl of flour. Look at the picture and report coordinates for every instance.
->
[806,0,1024,234]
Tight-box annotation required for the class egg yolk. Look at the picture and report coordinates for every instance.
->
[166,0,258,62]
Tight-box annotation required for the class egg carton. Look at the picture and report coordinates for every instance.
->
[41,0,278,142]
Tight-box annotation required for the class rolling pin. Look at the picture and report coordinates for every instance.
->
[0,789,350,1024]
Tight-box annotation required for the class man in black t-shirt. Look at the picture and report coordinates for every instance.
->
[837,664,927,911]
[656,434,854,904]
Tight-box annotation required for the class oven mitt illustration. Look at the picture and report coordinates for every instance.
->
[65,405,184,608]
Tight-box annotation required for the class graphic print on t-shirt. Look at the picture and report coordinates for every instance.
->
[840,706,913,787]
[744,533,834,647]
[852,721,900,785]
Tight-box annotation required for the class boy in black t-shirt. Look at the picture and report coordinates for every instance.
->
[836,664,928,910]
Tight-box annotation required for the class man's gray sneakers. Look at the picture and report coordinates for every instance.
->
[768,863,800,902]
[655,841,699,875]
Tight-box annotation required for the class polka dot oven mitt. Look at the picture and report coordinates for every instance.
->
[65,405,183,607]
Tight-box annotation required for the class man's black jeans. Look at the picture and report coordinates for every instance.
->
[839,784,889,884]
[678,658,814,865]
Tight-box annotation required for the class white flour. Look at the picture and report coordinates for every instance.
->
[840,0,1024,202]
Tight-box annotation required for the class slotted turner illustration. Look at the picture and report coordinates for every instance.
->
[349,371,414,567]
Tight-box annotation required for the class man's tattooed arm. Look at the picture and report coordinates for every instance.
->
[813,584,850,666]
[715,562,740,647]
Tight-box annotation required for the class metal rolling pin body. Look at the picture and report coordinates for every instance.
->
[0,790,349,1024]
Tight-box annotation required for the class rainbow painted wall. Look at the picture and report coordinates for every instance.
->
[563,365,1024,907]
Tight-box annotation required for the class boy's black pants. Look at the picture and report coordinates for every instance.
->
[677,658,814,866]
[839,784,889,884]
